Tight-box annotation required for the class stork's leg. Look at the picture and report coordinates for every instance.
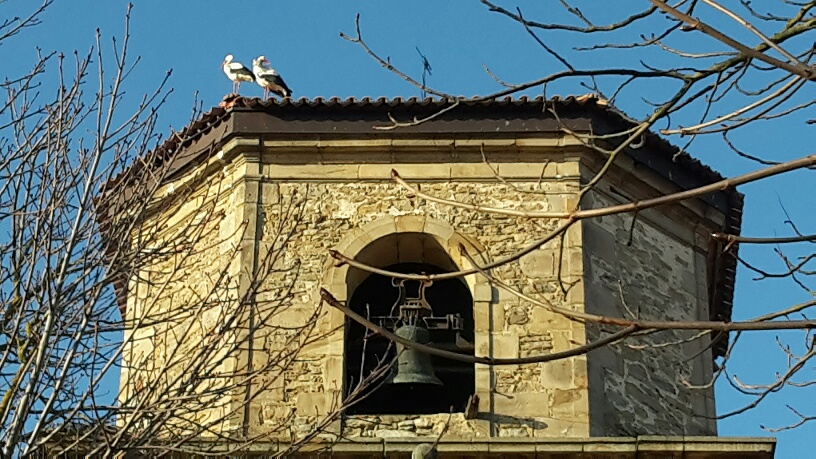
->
[235,81,241,94]
[264,88,269,100]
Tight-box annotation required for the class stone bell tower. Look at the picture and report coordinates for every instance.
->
[114,95,775,457]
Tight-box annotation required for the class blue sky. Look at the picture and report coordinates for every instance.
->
[2,1,814,457]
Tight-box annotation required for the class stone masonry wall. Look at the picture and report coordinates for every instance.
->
[123,145,722,444]
[582,183,717,436]
[121,163,248,437]
[249,159,591,440]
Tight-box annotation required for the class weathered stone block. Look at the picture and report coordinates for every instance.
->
[326,333,344,357]
[519,249,556,279]
[493,392,551,418]
[473,283,493,302]
[450,163,499,178]
[422,218,455,241]
[262,401,295,424]
[549,388,582,420]
[556,161,581,177]
[324,356,343,391]
[497,162,558,178]
[475,364,491,393]
[474,301,503,332]
[265,164,360,179]
[550,330,574,353]
[566,248,583,276]
[528,306,563,333]
[565,279,585,305]
[540,359,574,389]
[475,332,519,359]
[386,164,451,179]
[393,215,426,233]
[565,223,583,250]
[573,357,588,389]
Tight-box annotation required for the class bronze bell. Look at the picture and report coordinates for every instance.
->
[390,324,443,386]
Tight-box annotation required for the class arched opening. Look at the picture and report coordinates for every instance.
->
[344,233,475,415]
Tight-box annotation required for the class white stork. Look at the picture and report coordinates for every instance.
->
[222,54,255,94]
[252,55,292,99]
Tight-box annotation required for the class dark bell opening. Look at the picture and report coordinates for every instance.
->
[344,262,475,415]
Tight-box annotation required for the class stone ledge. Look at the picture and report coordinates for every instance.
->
[257,163,583,181]
[122,436,775,457]
[259,137,583,150]
[344,436,775,457]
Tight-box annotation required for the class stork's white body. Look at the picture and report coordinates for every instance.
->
[222,54,255,94]
[252,56,292,100]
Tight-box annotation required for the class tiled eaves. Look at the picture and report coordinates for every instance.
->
[108,94,730,191]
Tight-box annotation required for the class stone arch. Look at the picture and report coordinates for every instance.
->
[320,215,493,414]
[322,215,488,303]
[321,215,489,415]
